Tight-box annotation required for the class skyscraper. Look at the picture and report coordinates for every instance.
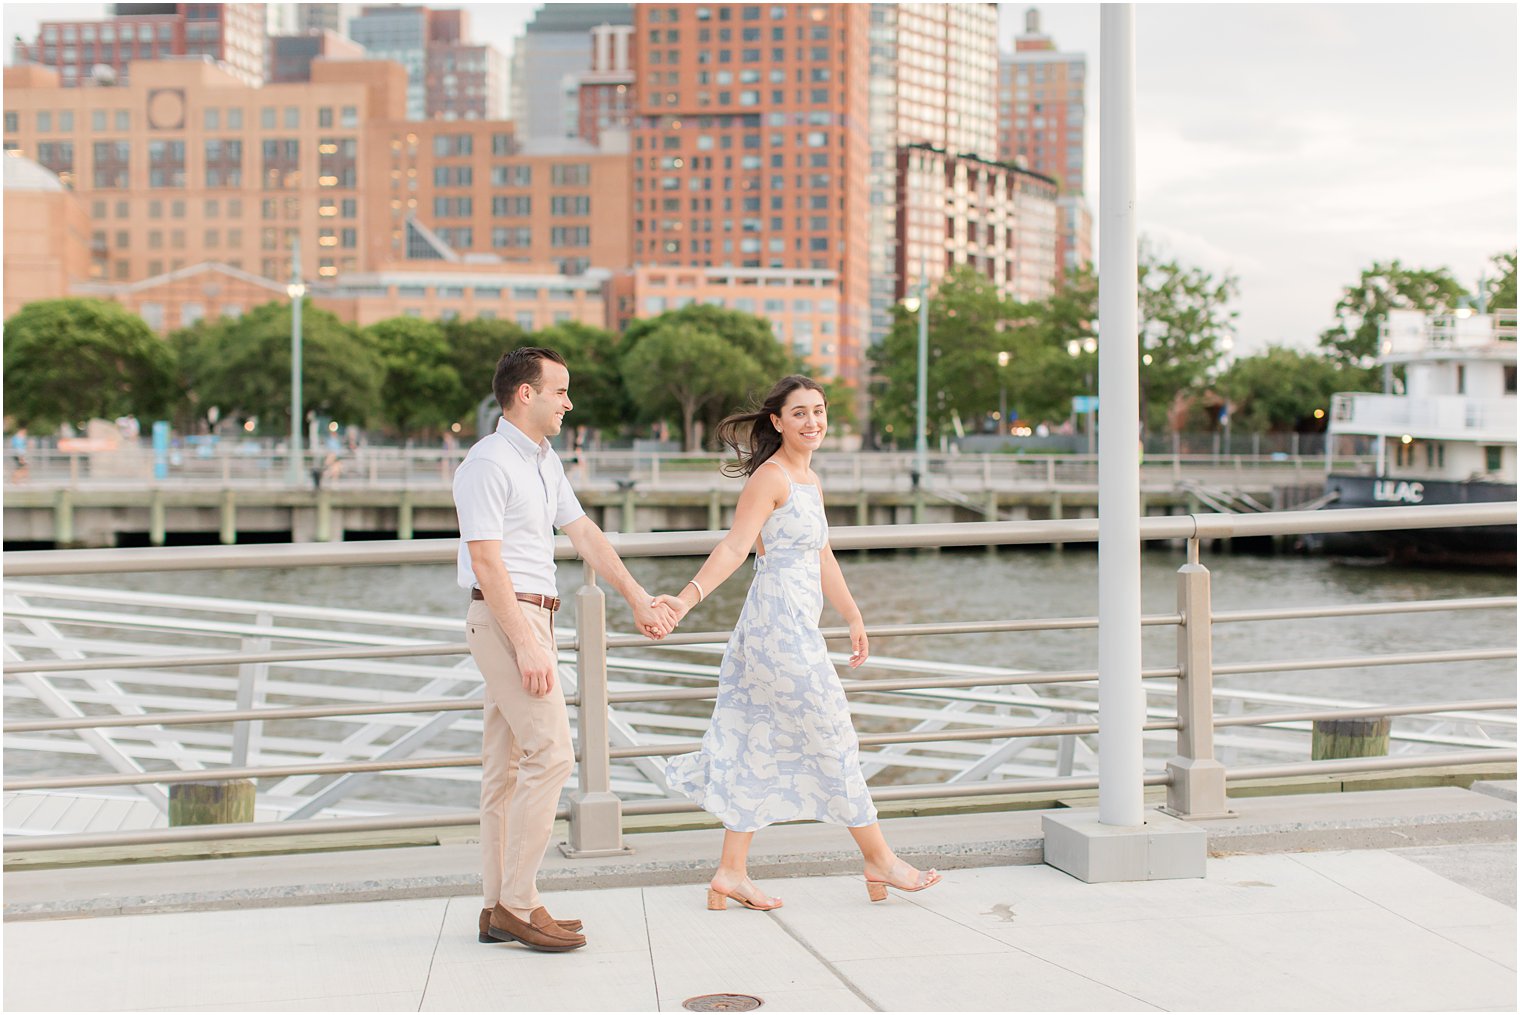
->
[865,2,1000,349]
[17,4,268,88]
[510,4,633,141]
[629,2,871,384]
[998,7,1091,275]
[347,5,504,121]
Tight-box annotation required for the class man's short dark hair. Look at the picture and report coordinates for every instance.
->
[492,347,567,409]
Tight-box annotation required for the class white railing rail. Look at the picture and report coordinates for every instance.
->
[3,502,1515,852]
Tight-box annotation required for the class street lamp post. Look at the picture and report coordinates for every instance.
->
[914,252,929,488]
[1068,336,1098,454]
[286,239,307,486]
[997,350,1011,430]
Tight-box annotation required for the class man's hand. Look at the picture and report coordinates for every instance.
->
[631,592,677,640]
[655,593,692,623]
[516,641,558,696]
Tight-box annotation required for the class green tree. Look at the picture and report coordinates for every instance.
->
[363,317,463,437]
[621,303,801,437]
[1319,260,1468,365]
[1137,250,1239,431]
[439,317,531,415]
[869,267,1017,443]
[1484,251,1516,312]
[1216,346,1378,432]
[1003,266,1097,426]
[3,298,179,429]
[175,299,381,433]
[535,320,628,434]
[622,323,765,450]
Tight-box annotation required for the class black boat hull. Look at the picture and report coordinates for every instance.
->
[1309,474,1517,568]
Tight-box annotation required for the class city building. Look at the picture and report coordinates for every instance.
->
[268,31,367,84]
[1,58,630,293]
[626,266,843,378]
[313,265,614,329]
[70,261,290,332]
[267,3,359,38]
[573,23,636,147]
[865,3,1000,351]
[896,144,1058,307]
[349,5,505,121]
[510,4,632,141]
[628,2,871,384]
[15,4,268,88]
[2,155,91,319]
[998,6,1090,275]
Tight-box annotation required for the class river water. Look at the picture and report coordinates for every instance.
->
[48,547,1518,704]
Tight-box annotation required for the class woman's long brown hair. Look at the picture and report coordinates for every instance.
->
[715,374,827,478]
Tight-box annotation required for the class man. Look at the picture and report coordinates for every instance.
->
[454,347,676,953]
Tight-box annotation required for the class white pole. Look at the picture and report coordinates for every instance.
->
[914,248,928,487]
[1097,3,1143,828]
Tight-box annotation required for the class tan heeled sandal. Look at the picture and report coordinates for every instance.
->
[865,865,942,902]
[706,882,783,911]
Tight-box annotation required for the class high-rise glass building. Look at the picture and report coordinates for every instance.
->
[510,4,633,141]
[998,7,1091,275]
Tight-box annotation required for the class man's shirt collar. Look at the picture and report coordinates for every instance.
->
[496,417,547,460]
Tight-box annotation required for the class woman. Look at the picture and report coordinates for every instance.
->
[661,375,941,911]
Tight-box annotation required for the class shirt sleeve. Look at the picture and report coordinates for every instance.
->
[552,457,586,530]
[453,459,511,542]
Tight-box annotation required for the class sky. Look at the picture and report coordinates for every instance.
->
[3,3,1514,356]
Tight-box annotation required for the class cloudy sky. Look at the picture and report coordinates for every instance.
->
[4,3,1514,355]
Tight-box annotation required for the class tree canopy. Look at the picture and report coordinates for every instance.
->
[363,317,462,437]
[1318,260,1468,365]
[621,322,766,450]
[1217,346,1377,433]
[535,320,628,433]
[4,298,179,429]
[173,299,381,433]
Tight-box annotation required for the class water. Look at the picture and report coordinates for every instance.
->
[43,547,1517,704]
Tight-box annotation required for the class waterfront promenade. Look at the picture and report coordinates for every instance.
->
[4,785,1515,1012]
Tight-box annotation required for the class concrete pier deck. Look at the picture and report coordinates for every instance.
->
[3,785,1514,1011]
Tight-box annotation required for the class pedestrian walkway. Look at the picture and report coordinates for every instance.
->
[3,785,1515,1011]
[3,844,1514,1012]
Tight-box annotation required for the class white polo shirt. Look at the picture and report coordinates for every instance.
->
[453,418,585,596]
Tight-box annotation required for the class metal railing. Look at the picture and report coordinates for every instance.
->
[2,501,1515,853]
[4,445,1371,493]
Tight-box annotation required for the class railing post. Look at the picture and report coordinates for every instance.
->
[562,560,631,856]
[230,612,271,767]
[1163,537,1233,818]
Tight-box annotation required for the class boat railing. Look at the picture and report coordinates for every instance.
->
[3,502,1515,853]
[1331,392,1518,438]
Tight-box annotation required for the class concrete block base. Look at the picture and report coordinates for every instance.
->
[1042,807,1207,883]
[559,792,635,858]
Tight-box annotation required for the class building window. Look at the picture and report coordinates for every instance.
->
[114,110,130,131]
[434,133,473,157]
[491,132,517,156]
[204,139,243,188]
[492,164,531,187]
[318,137,357,189]
[261,139,300,189]
[433,196,473,217]
[492,195,531,216]
[1486,446,1503,472]
[491,226,532,248]
[551,163,590,186]
[91,141,130,189]
[550,196,590,216]
[550,226,590,247]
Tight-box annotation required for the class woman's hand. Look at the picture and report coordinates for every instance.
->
[847,619,869,668]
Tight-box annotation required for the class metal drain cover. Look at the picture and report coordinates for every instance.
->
[682,994,762,1012]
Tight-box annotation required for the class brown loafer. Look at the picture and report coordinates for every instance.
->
[483,904,586,952]
[478,906,582,942]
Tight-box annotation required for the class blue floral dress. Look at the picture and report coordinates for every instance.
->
[664,468,879,832]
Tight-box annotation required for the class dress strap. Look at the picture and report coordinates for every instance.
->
[759,458,794,484]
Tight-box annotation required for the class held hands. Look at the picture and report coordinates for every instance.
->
[632,588,680,640]
[847,619,870,668]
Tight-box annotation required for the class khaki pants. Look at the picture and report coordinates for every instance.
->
[466,599,574,913]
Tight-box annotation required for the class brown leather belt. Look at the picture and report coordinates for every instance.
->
[471,588,561,613]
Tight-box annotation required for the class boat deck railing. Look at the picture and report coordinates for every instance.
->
[2,502,1515,853]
